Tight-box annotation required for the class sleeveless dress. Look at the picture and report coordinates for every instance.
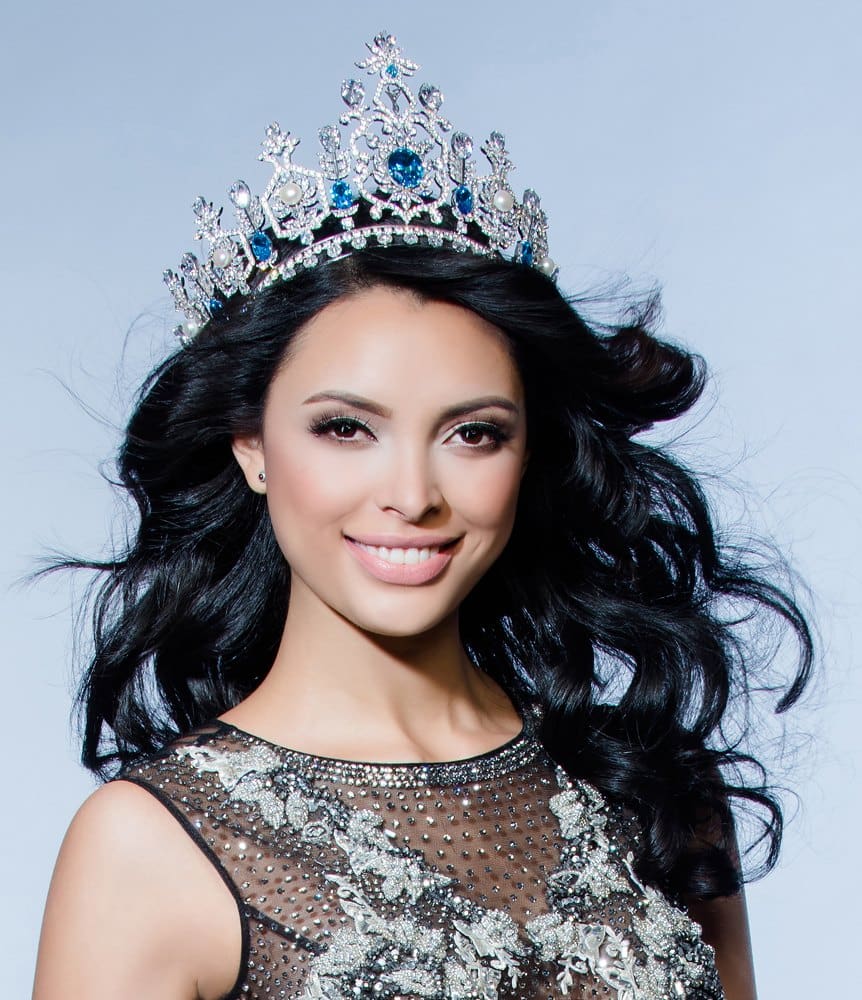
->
[115,700,725,1000]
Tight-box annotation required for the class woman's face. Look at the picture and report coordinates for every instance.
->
[233,283,529,638]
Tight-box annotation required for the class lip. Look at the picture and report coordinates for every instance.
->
[344,535,459,585]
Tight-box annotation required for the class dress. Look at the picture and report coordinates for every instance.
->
[116,699,725,1000]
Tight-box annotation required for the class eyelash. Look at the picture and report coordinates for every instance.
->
[308,410,513,451]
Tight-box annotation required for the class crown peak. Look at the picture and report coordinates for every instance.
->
[166,34,557,342]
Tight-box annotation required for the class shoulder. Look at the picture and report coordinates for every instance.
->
[33,773,242,1000]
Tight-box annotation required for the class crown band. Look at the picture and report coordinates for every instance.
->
[164,31,558,343]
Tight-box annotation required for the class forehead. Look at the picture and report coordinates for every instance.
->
[275,285,523,399]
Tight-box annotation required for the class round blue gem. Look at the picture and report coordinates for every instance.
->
[330,180,355,210]
[385,62,399,78]
[453,185,473,215]
[388,147,424,188]
[249,231,273,262]
[208,296,225,317]
[518,240,534,266]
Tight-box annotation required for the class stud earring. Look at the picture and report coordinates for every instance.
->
[258,471,266,482]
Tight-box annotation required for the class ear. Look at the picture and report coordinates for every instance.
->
[232,433,267,494]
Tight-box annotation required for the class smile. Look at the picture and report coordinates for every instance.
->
[344,536,459,584]
[352,542,443,564]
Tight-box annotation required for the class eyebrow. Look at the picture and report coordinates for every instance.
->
[302,391,520,421]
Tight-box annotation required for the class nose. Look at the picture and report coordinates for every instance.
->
[375,437,445,521]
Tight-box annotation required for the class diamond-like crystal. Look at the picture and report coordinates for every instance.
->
[517,240,534,265]
[319,125,341,153]
[388,147,424,188]
[229,181,251,210]
[249,231,273,262]
[486,131,507,154]
[180,253,198,277]
[341,78,365,108]
[330,180,355,210]
[385,63,399,78]
[522,189,541,214]
[453,185,473,215]
[419,83,443,111]
[451,132,473,158]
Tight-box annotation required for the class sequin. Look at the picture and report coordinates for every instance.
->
[116,702,724,999]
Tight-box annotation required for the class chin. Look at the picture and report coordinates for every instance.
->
[341,597,460,640]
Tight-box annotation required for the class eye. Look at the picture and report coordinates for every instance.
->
[308,412,375,442]
[450,421,512,450]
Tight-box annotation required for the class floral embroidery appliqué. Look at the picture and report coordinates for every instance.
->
[174,736,724,1000]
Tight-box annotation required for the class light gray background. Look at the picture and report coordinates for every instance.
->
[3,1,859,993]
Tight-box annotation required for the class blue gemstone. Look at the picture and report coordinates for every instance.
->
[453,185,473,215]
[385,62,399,78]
[330,180,355,210]
[388,147,424,188]
[208,296,224,316]
[518,240,534,265]
[249,231,273,262]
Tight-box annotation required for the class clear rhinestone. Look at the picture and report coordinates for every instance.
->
[318,125,341,153]
[522,189,541,213]
[486,131,507,154]
[341,78,365,108]
[451,132,473,158]
[229,181,251,210]
[418,83,443,111]
[180,253,198,277]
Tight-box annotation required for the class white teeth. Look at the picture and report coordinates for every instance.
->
[356,542,441,564]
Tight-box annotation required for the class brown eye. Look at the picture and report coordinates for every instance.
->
[308,413,375,442]
[452,421,511,450]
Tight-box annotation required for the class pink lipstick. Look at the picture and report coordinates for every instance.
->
[344,536,458,585]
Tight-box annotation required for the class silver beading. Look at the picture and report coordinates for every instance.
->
[164,31,557,343]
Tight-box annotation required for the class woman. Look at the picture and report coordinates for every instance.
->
[33,32,812,1000]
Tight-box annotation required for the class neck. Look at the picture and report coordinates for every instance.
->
[218,574,523,762]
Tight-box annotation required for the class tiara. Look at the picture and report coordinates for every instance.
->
[164,31,557,343]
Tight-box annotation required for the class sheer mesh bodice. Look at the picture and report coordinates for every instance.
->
[116,701,724,1000]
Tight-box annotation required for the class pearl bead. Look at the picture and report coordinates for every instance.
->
[492,189,514,213]
[212,246,234,268]
[537,255,556,275]
[183,319,201,337]
[278,181,303,206]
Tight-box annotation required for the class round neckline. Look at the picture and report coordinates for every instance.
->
[213,716,526,766]
[205,698,544,787]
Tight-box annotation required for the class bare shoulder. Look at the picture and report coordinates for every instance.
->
[33,778,242,1000]
[687,889,757,1000]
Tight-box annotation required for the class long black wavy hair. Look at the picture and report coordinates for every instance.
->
[60,242,813,902]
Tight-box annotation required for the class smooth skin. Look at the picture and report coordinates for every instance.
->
[33,286,756,999]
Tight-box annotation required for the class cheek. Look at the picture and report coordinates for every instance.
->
[260,439,361,554]
[447,459,523,529]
